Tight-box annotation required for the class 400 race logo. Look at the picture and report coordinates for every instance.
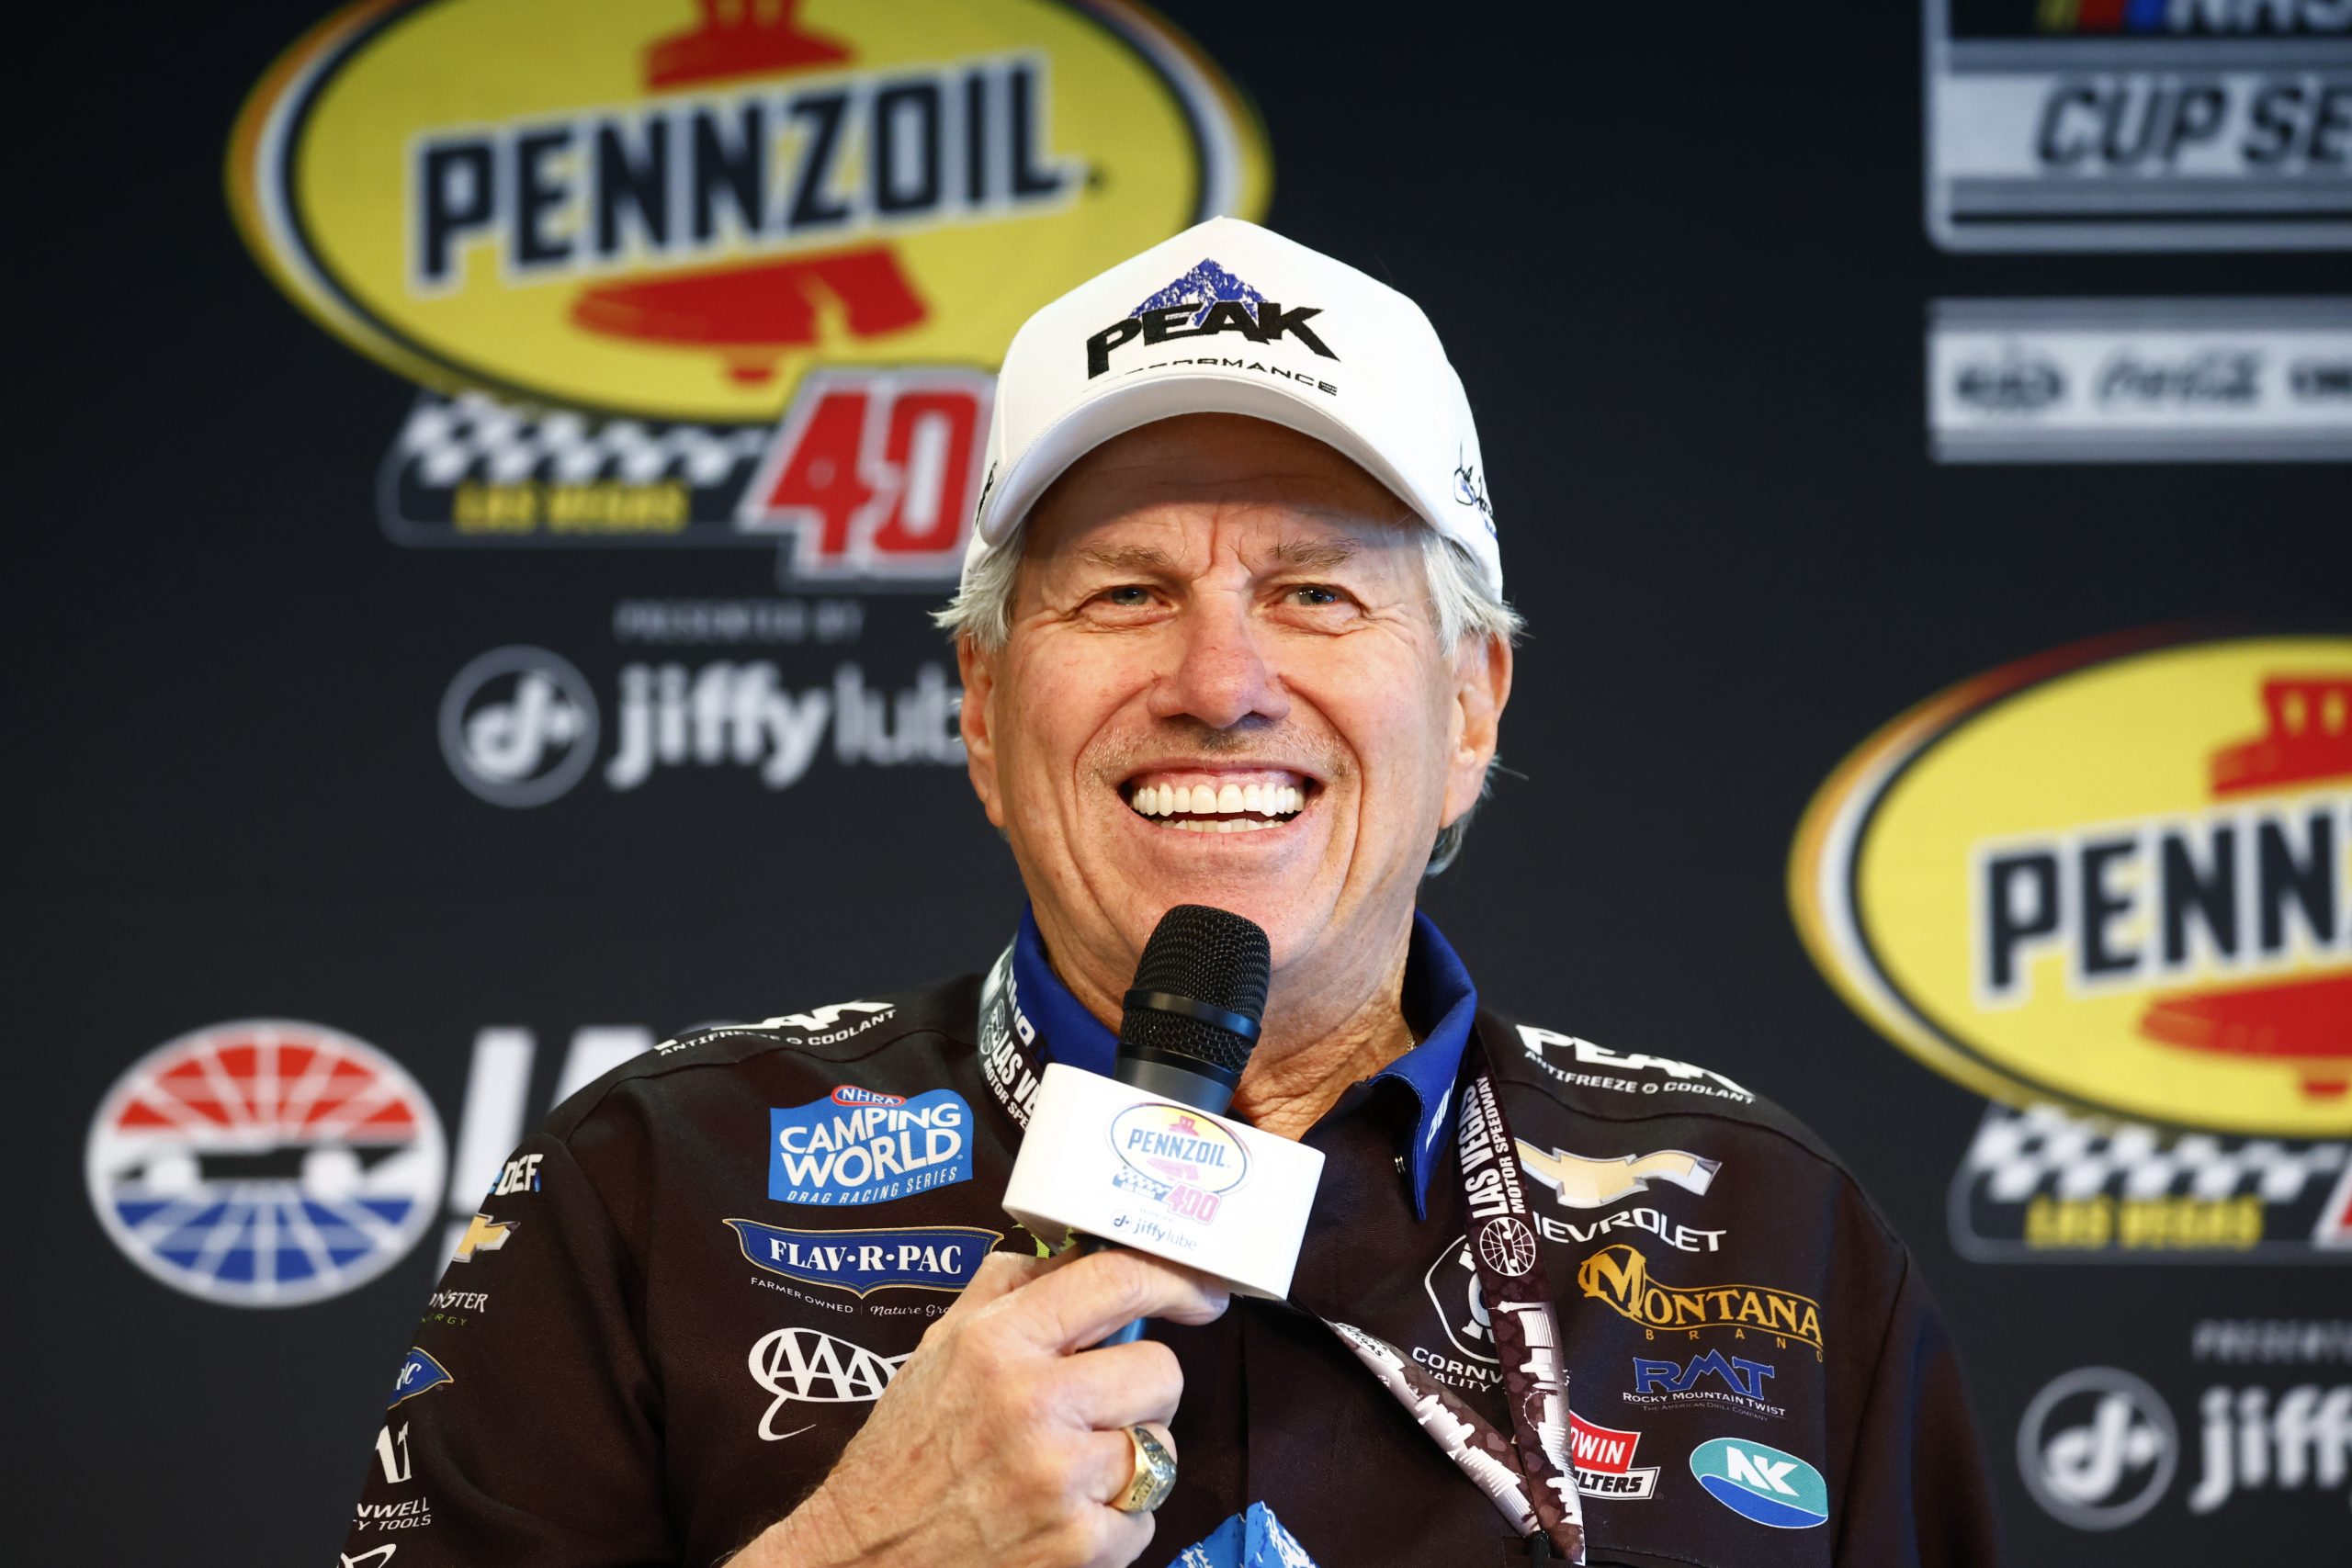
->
[85,1021,448,1307]
[228,0,1269,581]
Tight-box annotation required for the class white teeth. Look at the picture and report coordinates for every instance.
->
[1126,779,1311,823]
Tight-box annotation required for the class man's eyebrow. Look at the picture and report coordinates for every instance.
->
[1264,536,1361,571]
[1076,542,1180,573]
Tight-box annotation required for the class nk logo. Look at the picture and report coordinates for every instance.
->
[1689,1438,1828,1529]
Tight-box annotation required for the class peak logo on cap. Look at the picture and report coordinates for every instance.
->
[229,0,1270,425]
[1792,630,2352,1137]
[973,218,1505,598]
[1084,259,1336,379]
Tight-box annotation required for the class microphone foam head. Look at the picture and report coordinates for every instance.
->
[1123,905,1272,1081]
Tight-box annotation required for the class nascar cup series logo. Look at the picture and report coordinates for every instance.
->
[228,0,1269,574]
[1792,631,2352,1137]
[1109,1101,1249,1223]
[86,1021,447,1307]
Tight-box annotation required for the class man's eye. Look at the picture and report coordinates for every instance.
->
[1098,585,1153,607]
[1288,585,1343,607]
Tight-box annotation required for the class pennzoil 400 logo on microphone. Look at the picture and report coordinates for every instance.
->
[229,0,1268,581]
[1792,631,2352,1262]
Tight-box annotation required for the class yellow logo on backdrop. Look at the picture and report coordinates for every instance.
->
[1791,632,2352,1138]
[227,0,1270,423]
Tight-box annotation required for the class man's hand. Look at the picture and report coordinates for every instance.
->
[741,1247,1229,1568]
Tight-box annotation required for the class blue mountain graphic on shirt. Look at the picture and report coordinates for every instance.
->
[1132,258,1265,327]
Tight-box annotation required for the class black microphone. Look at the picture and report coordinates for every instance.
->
[1090,904,1271,1344]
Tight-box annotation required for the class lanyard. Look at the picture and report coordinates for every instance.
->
[976,949,1587,1562]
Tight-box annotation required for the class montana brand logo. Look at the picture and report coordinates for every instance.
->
[1085,258,1336,378]
[1576,1244,1824,1353]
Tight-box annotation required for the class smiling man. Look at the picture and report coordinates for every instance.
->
[340,220,2000,1568]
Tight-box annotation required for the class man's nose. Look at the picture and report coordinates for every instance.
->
[1148,596,1290,731]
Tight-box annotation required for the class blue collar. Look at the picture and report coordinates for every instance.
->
[1009,907,1478,1219]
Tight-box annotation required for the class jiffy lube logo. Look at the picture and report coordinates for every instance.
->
[1109,1101,1248,1223]
[768,1085,971,1204]
[1792,632,2352,1137]
[227,0,1269,573]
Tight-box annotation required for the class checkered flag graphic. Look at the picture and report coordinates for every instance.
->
[1963,1103,2347,1203]
[1951,1102,2352,1260]
[390,390,770,488]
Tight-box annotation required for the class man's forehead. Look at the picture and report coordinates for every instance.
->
[1025,415,1419,568]
[1069,532,1378,574]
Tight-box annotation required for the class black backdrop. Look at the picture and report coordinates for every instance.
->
[17,3,2348,1563]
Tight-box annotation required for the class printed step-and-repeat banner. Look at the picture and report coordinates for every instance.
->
[16,1,2346,1562]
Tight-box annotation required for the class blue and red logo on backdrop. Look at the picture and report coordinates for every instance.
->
[85,1021,447,1308]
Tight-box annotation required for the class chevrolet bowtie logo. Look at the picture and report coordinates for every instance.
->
[1515,1143,1722,1209]
[453,1212,518,1262]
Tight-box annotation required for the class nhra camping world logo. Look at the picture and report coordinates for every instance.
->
[767,1085,973,1205]
[85,1021,448,1308]
[227,0,1270,581]
[1791,632,2352,1147]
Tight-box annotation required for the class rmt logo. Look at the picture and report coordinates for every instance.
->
[1083,257,1337,378]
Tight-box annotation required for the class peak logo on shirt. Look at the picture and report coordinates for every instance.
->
[724,1218,1000,1297]
[768,1087,971,1205]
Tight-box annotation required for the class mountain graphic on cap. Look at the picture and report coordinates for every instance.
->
[1132,259,1265,326]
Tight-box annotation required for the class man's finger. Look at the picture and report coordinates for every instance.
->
[1054,1339,1183,1430]
[994,1248,1229,1354]
[936,1249,1049,1322]
[1087,1421,1179,1510]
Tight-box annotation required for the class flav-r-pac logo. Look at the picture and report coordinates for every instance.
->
[229,0,1269,580]
[1792,630,2352,1138]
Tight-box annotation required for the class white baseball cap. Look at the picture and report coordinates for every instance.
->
[964,216,1501,596]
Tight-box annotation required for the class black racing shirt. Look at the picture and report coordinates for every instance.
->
[342,950,2000,1567]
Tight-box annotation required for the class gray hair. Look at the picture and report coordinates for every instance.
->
[934,524,1521,875]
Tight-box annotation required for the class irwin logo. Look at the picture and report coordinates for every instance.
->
[1576,1244,1825,1353]
[724,1219,1001,1297]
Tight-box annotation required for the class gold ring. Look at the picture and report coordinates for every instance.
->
[1113,1425,1177,1513]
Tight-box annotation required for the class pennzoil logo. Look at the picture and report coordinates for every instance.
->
[228,0,1268,579]
[1792,631,2352,1138]
[1574,1244,1824,1356]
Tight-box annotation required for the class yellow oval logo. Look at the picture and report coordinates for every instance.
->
[1792,631,2352,1138]
[228,0,1270,424]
